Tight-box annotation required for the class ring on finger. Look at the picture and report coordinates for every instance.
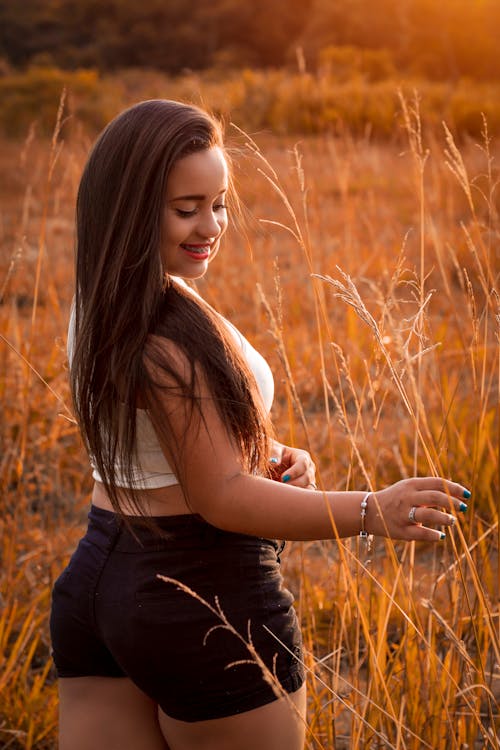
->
[408,506,419,524]
[308,482,318,490]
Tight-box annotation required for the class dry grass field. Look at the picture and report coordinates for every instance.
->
[0,97,499,748]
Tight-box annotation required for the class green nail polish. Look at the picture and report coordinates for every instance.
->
[459,502,467,513]
[282,475,291,483]
[269,457,278,464]
[463,489,471,499]
[440,532,446,540]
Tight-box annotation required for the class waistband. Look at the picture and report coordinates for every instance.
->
[86,504,278,553]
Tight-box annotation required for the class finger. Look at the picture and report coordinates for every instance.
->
[408,524,447,543]
[268,456,284,481]
[415,489,468,514]
[410,507,456,528]
[412,477,471,501]
[281,457,309,482]
[281,468,297,484]
[281,468,316,488]
[281,468,306,485]
[269,449,283,466]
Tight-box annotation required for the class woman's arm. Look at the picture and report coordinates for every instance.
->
[144,338,467,542]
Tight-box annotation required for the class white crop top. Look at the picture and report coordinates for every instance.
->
[67,279,274,489]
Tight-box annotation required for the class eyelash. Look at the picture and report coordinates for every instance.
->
[175,204,227,218]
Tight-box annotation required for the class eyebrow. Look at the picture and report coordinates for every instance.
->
[169,189,227,203]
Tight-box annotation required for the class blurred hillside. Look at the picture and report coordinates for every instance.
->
[0,0,499,80]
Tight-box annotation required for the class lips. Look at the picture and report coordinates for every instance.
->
[180,243,211,260]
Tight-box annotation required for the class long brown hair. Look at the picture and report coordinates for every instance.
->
[72,99,272,519]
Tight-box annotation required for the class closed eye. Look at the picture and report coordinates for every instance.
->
[175,203,227,218]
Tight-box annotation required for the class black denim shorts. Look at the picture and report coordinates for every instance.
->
[50,505,304,722]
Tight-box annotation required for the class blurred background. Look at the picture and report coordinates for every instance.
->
[0,0,499,138]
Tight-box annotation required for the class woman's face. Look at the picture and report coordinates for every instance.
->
[161,146,229,280]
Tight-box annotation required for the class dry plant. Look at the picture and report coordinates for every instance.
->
[0,93,499,748]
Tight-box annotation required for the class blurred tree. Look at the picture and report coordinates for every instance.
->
[404,0,500,80]
[299,0,408,62]
[0,0,311,71]
[0,0,497,79]
[299,0,499,81]
[0,0,61,66]
[198,0,314,68]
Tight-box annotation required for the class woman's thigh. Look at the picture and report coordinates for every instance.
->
[157,683,307,750]
[58,676,170,750]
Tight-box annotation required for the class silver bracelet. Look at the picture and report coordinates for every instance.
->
[359,491,371,540]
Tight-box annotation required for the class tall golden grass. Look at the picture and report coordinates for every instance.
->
[0,92,498,748]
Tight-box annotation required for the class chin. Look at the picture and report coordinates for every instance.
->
[170,265,208,281]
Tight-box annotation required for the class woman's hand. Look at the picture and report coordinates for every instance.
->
[269,442,317,489]
[365,477,469,542]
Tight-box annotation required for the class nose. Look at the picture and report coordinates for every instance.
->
[196,208,225,239]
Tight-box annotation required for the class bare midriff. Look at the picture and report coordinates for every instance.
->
[91,480,192,517]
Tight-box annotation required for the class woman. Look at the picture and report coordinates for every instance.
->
[50,99,469,750]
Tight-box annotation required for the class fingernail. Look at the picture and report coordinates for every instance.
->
[440,532,446,540]
[459,502,468,513]
[269,457,278,464]
[463,489,471,499]
[282,475,291,483]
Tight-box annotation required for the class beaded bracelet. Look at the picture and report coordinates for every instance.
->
[359,491,371,540]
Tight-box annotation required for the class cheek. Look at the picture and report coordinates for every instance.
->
[164,217,187,245]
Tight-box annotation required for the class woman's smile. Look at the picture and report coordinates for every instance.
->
[180,242,212,260]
